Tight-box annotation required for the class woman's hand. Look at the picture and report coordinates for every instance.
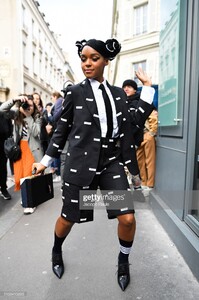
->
[13,95,28,104]
[46,124,53,135]
[135,67,152,86]
[13,96,31,116]
[32,163,46,175]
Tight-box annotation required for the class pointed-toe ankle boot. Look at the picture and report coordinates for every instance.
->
[117,262,130,291]
[52,250,64,279]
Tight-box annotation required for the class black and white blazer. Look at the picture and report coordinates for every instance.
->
[46,78,153,186]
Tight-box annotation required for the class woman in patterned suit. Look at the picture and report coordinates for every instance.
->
[33,38,155,291]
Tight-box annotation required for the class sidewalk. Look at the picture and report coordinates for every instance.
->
[0,184,199,300]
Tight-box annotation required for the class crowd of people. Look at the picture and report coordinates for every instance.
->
[0,37,158,292]
[0,90,64,214]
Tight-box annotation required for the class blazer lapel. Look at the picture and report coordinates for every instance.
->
[80,79,124,132]
[108,84,123,129]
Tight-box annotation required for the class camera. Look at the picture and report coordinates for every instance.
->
[21,102,30,110]
[21,95,33,110]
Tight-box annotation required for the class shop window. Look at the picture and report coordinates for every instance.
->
[158,0,187,136]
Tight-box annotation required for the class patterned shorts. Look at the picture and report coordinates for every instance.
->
[61,160,135,223]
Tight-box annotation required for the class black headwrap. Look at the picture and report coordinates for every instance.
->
[75,38,121,61]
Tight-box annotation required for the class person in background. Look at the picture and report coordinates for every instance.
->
[32,92,49,155]
[50,91,64,182]
[136,108,158,196]
[0,95,43,214]
[43,102,54,148]
[122,79,144,149]
[33,38,154,291]
[0,102,13,200]
[45,102,53,121]
[32,92,44,114]
[122,79,144,190]
[51,91,63,121]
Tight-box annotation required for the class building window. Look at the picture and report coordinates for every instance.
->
[33,52,36,75]
[24,82,27,94]
[133,61,146,83]
[23,42,27,68]
[134,3,148,35]
[45,57,48,82]
[22,5,25,28]
[39,52,42,79]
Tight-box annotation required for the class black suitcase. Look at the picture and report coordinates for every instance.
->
[21,173,54,208]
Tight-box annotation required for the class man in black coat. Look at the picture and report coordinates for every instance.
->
[122,79,145,190]
[0,102,13,200]
[122,79,144,148]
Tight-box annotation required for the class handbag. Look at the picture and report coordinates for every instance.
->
[4,137,21,162]
[20,173,54,208]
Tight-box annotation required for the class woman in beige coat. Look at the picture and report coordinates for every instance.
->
[136,109,158,193]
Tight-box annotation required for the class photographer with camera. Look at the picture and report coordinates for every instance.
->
[0,94,43,214]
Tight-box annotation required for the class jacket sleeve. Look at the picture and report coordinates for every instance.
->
[125,86,155,127]
[0,99,18,119]
[46,90,73,158]
[117,92,140,175]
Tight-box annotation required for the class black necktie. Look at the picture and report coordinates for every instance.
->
[99,84,113,138]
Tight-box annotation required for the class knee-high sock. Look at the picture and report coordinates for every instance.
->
[118,238,133,264]
[53,232,66,254]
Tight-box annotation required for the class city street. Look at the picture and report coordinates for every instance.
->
[0,182,199,300]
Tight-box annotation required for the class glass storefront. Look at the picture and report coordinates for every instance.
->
[191,113,199,225]
[159,0,187,136]
[159,0,199,237]
[186,110,199,237]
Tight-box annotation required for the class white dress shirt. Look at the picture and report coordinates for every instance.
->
[89,78,118,138]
